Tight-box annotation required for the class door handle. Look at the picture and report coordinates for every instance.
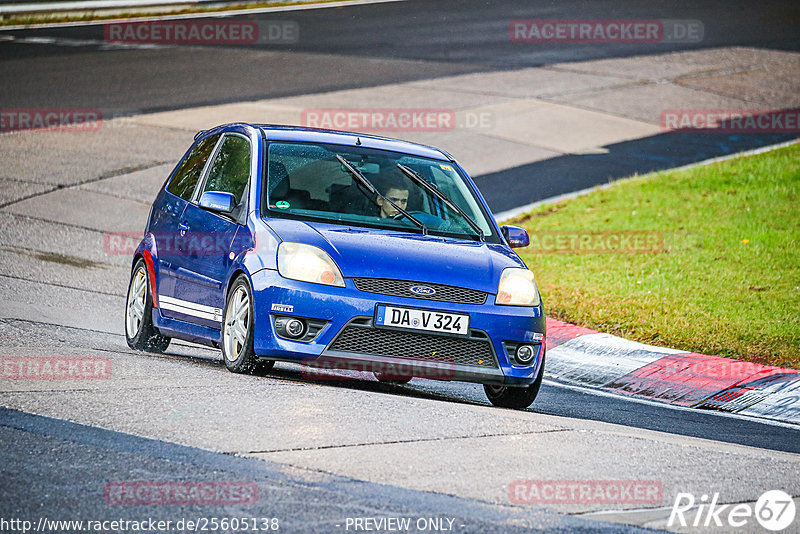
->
[178,222,189,236]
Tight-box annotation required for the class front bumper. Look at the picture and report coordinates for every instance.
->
[250,269,546,386]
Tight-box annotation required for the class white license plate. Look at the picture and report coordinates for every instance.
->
[375,305,469,336]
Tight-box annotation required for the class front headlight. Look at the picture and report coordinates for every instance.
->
[496,268,540,306]
[277,242,345,287]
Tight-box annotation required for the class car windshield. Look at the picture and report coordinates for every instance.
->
[262,141,497,242]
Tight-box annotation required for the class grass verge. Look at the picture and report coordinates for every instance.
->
[511,142,800,369]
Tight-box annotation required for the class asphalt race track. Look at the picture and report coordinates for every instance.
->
[1,1,799,532]
[3,0,800,110]
[2,0,799,210]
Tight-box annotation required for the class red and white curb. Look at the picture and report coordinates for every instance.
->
[545,318,800,425]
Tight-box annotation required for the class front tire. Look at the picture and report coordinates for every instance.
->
[222,276,275,375]
[125,259,170,353]
[484,357,545,410]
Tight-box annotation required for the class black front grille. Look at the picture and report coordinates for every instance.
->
[327,323,497,368]
[353,278,487,305]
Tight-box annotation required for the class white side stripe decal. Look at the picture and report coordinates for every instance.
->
[159,295,223,322]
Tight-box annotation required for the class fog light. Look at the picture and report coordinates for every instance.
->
[276,317,306,339]
[516,345,535,364]
[285,318,305,338]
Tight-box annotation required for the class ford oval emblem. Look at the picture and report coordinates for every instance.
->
[410,285,436,296]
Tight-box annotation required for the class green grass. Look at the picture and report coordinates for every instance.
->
[511,142,800,369]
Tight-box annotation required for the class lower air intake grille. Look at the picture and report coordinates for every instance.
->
[327,324,496,368]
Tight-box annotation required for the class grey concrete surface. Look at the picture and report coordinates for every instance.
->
[79,162,174,205]
[0,123,188,188]
[5,187,152,232]
[554,47,800,84]
[679,59,800,109]
[127,46,799,182]
[0,408,656,534]
[259,425,800,514]
[553,83,754,126]
[0,278,123,332]
[0,178,50,207]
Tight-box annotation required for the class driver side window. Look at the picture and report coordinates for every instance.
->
[167,134,220,201]
[201,134,251,205]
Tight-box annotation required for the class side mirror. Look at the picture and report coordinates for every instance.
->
[501,225,529,248]
[199,191,235,214]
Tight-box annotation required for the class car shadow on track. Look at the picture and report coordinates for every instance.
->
[155,344,500,409]
[267,364,497,409]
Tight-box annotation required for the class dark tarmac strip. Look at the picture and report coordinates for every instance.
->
[1,0,798,112]
[479,132,799,213]
[534,380,800,454]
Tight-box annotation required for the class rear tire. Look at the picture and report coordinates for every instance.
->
[125,259,170,353]
[484,357,545,409]
[222,276,275,375]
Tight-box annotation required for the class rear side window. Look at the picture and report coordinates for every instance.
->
[167,134,220,200]
[201,134,251,205]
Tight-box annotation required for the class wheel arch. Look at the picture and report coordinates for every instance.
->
[131,233,160,307]
[224,268,253,299]
[130,253,143,272]
[131,250,159,309]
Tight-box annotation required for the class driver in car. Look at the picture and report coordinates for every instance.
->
[375,172,411,218]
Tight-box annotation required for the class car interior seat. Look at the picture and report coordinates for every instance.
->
[268,161,313,210]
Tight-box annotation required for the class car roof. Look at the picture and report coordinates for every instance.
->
[207,123,452,161]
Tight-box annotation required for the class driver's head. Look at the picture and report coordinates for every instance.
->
[378,187,409,218]
[376,172,410,218]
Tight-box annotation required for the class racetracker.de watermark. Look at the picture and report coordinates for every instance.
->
[300,358,457,382]
[660,359,781,380]
[509,19,703,43]
[104,481,258,506]
[509,480,663,505]
[661,109,800,133]
[0,109,102,133]
[1,356,111,380]
[301,108,459,132]
[525,231,664,254]
[104,19,298,44]
[104,231,252,256]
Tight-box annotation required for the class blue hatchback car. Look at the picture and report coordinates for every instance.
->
[125,123,546,408]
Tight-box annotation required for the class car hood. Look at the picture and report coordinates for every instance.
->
[265,219,525,294]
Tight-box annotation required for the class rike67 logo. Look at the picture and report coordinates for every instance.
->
[669,490,796,531]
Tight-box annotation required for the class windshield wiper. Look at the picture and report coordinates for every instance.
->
[335,155,428,235]
[397,163,484,242]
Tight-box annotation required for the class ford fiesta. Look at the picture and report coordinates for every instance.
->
[125,123,546,409]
